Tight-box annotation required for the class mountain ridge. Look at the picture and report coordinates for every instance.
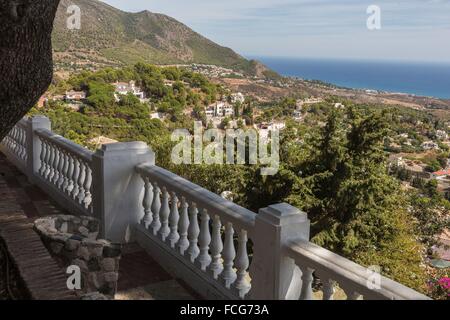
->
[52,0,275,78]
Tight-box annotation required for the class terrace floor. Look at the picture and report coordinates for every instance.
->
[0,153,199,300]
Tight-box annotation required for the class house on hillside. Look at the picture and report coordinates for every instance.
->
[206,102,234,118]
[65,90,86,102]
[230,92,245,104]
[436,130,449,141]
[432,169,450,180]
[114,81,145,101]
[421,141,440,151]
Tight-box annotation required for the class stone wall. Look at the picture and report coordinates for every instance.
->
[34,215,121,298]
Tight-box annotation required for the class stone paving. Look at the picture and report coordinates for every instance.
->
[0,153,199,300]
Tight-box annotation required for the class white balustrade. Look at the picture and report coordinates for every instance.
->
[135,163,255,299]
[1,118,28,169]
[286,239,430,300]
[34,129,94,217]
[0,116,432,301]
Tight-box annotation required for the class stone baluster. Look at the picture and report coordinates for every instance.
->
[57,149,66,188]
[299,267,314,300]
[83,163,93,210]
[322,278,335,300]
[21,129,27,159]
[13,128,19,155]
[150,182,161,235]
[71,157,80,200]
[44,140,52,179]
[187,202,200,263]
[38,139,47,176]
[51,146,61,184]
[167,192,180,248]
[158,187,170,241]
[232,229,250,297]
[220,222,236,288]
[77,159,86,204]
[66,156,75,195]
[18,129,23,156]
[196,208,211,271]
[47,143,56,181]
[208,215,223,279]
[18,129,25,159]
[177,197,190,255]
[141,176,153,228]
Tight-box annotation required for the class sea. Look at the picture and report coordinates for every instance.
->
[251,57,450,99]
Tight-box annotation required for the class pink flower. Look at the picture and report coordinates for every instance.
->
[438,277,450,290]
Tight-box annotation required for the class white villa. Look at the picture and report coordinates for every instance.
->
[206,101,234,118]
[436,130,449,141]
[114,81,145,101]
[422,141,440,151]
[230,92,245,104]
[65,90,86,101]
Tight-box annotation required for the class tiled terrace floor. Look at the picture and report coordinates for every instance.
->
[0,153,199,300]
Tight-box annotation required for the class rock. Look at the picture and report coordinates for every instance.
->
[88,258,101,272]
[78,226,89,237]
[60,215,72,221]
[88,232,99,240]
[72,258,88,271]
[88,272,101,289]
[103,244,121,258]
[101,258,116,272]
[50,242,64,254]
[87,220,100,232]
[70,234,85,241]
[65,239,80,251]
[103,272,119,283]
[60,222,68,233]
[77,246,90,261]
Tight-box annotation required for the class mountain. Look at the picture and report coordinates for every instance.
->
[52,0,275,78]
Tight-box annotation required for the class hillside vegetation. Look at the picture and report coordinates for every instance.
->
[52,0,271,77]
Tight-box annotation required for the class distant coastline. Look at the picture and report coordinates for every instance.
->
[250,57,450,99]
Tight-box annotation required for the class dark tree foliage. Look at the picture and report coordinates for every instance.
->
[0,0,60,139]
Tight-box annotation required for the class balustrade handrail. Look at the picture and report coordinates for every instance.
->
[286,239,431,300]
[35,128,93,163]
[16,117,29,129]
[136,163,256,232]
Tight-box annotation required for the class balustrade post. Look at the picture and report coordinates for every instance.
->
[92,142,154,243]
[249,203,310,300]
[26,116,51,184]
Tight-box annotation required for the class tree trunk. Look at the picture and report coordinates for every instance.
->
[0,0,60,140]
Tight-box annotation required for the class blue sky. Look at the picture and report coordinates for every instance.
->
[101,0,450,63]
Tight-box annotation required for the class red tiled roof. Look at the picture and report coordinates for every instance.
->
[433,169,450,176]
